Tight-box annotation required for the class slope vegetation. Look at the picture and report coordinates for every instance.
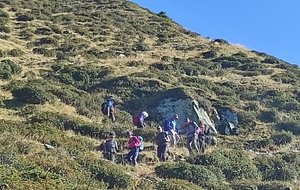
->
[0,0,300,189]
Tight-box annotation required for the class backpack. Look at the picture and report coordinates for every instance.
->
[138,136,144,151]
[132,114,139,126]
[163,119,169,131]
[191,121,201,135]
[101,102,107,115]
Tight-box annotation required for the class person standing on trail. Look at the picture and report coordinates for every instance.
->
[102,133,119,163]
[125,131,141,166]
[198,120,206,154]
[155,125,170,162]
[106,97,116,122]
[183,118,199,156]
[163,114,180,146]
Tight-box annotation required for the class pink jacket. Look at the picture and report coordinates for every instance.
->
[128,136,141,149]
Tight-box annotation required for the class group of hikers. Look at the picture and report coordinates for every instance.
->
[100,97,217,166]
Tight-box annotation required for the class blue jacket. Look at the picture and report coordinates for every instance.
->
[164,118,177,132]
[106,100,114,113]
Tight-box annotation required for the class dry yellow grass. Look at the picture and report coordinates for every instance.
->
[0,108,26,121]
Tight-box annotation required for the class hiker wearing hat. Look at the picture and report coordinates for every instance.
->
[125,131,141,166]
[163,114,180,146]
[133,111,149,128]
[155,125,170,162]
[106,97,116,122]
[102,133,119,163]
[183,118,200,156]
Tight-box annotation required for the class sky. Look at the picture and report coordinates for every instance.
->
[131,0,300,66]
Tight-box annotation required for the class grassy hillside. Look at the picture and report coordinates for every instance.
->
[1,0,300,189]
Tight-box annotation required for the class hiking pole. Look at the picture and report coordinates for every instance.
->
[121,142,127,166]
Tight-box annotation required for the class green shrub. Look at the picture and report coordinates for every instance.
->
[276,121,300,135]
[161,55,172,62]
[202,51,217,59]
[132,128,157,142]
[8,49,24,57]
[35,27,53,35]
[135,42,149,51]
[261,56,280,64]
[271,131,293,145]
[0,59,22,79]
[242,71,261,77]
[0,50,7,57]
[157,11,171,20]
[83,159,133,189]
[12,85,55,104]
[16,13,35,21]
[155,162,220,185]
[258,110,277,123]
[126,60,146,67]
[0,25,10,33]
[156,178,203,190]
[230,179,259,190]
[39,37,58,46]
[233,51,248,57]
[257,181,286,190]
[0,9,9,25]
[254,154,300,181]
[187,149,261,181]
[30,111,109,139]
[244,101,260,111]
[221,61,241,68]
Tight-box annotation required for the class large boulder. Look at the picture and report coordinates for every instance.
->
[216,106,239,127]
[153,97,217,134]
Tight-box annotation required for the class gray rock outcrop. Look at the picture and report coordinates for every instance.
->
[154,98,217,133]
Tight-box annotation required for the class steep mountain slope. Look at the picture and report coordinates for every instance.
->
[0,0,300,189]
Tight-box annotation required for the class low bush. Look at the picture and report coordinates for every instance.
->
[16,13,35,21]
[135,42,150,51]
[35,27,53,35]
[230,179,259,190]
[271,131,293,146]
[187,149,261,181]
[254,153,300,181]
[83,159,133,189]
[156,178,203,190]
[8,49,24,57]
[276,121,300,135]
[202,50,217,59]
[0,59,22,79]
[258,110,277,123]
[132,128,157,142]
[12,85,55,104]
[155,162,221,185]
[30,111,109,139]
[0,25,10,33]
[257,181,286,190]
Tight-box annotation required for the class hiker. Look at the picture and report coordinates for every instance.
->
[183,118,199,156]
[102,133,119,163]
[211,108,220,129]
[125,131,141,166]
[106,97,116,122]
[164,114,180,146]
[155,125,170,162]
[133,111,149,128]
[198,121,206,154]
